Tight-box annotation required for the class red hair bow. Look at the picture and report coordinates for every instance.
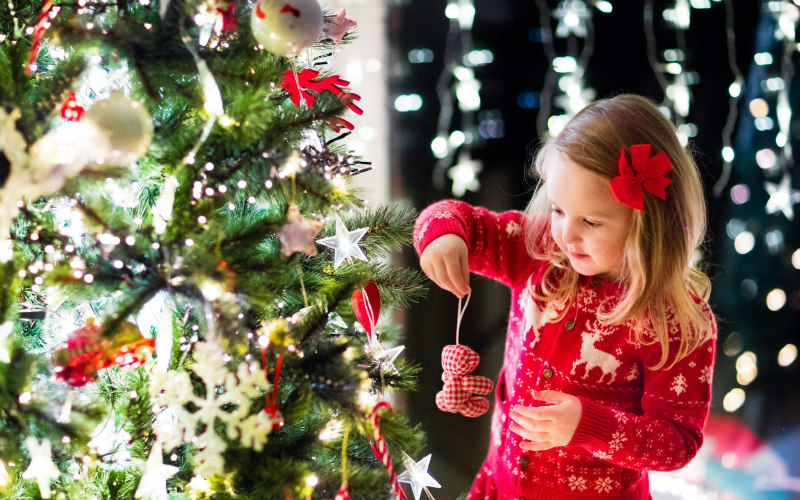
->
[609,144,674,210]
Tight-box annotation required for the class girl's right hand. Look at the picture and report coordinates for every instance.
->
[419,234,471,298]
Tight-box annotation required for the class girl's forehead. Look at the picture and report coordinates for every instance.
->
[545,154,628,217]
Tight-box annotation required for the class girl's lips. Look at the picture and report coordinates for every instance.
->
[569,251,588,259]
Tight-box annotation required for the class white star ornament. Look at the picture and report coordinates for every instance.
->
[316,214,368,269]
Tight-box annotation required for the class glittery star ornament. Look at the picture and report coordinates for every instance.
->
[277,204,323,257]
[369,344,405,375]
[22,437,61,499]
[764,173,800,220]
[320,9,356,44]
[316,213,368,269]
[397,452,441,500]
[134,442,179,500]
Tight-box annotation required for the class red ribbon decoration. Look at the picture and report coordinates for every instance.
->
[25,0,58,75]
[281,68,364,131]
[609,144,674,210]
[370,402,407,500]
[261,348,283,420]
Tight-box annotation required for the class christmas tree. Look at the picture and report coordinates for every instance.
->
[0,1,429,499]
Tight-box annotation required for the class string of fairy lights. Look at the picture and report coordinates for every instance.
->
[717,0,800,419]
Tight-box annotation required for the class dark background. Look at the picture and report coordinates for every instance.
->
[387,1,800,499]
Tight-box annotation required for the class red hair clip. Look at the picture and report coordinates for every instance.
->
[609,144,674,210]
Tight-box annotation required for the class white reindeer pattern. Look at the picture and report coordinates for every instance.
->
[571,321,621,384]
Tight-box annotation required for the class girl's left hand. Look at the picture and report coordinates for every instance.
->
[509,390,582,451]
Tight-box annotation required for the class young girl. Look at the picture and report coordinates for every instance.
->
[414,94,717,500]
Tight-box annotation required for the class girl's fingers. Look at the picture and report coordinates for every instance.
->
[458,250,470,295]
[444,254,468,298]
[520,440,555,452]
[509,423,549,441]
[511,405,551,421]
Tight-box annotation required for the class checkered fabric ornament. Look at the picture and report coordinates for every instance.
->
[435,344,493,417]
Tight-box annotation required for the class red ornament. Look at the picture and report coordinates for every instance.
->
[53,319,155,386]
[351,283,380,336]
[435,344,493,417]
[60,92,85,121]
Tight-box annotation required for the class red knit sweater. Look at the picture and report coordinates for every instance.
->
[414,200,717,500]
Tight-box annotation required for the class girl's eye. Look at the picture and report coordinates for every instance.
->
[584,219,599,227]
[551,207,564,216]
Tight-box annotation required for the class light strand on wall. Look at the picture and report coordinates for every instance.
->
[718,1,800,419]
[534,0,601,138]
[644,0,714,147]
[427,0,486,197]
[762,1,800,220]
[712,0,746,198]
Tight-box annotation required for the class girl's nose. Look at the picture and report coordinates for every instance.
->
[562,220,581,244]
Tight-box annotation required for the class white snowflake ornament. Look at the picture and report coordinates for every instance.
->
[22,437,60,499]
[149,341,272,474]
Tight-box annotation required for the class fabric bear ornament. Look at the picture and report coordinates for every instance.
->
[435,344,494,417]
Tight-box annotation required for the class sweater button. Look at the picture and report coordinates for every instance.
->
[542,368,553,378]
[565,320,575,330]
[591,277,601,287]
[519,456,530,468]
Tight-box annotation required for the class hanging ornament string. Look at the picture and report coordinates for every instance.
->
[360,285,378,347]
[435,291,492,418]
[340,426,349,487]
[324,427,352,500]
[179,22,224,165]
[454,291,470,346]
[370,401,407,500]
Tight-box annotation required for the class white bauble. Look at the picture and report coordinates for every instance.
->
[251,0,323,56]
[83,91,153,166]
[28,120,109,192]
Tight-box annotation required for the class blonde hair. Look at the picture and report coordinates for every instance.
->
[523,94,713,370]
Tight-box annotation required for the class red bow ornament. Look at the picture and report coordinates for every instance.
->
[436,344,494,417]
[609,144,674,210]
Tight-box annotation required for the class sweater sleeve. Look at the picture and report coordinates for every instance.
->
[413,199,538,288]
[568,304,717,472]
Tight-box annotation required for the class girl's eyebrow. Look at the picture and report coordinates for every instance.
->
[550,201,613,219]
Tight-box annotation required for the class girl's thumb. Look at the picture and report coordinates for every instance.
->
[533,390,567,404]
